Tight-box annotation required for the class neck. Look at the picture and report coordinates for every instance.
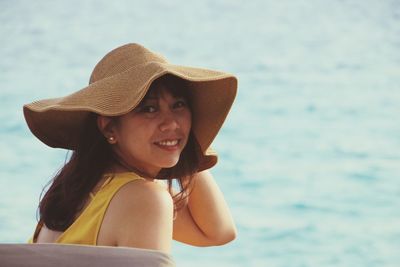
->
[110,154,159,180]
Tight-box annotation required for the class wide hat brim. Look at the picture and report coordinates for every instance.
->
[23,58,237,171]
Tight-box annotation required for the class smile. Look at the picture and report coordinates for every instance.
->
[155,139,179,146]
[154,139,181,151]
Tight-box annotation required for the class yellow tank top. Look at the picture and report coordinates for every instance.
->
[29,172,145,245]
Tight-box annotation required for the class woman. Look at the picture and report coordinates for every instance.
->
[24,43,237,254]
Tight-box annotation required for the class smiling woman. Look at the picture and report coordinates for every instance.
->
[21,43,237,264]
[97,76,194,179]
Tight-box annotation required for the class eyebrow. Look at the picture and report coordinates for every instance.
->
[144,94,185,101]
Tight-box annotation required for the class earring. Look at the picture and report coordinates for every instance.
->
[107,136,116,144]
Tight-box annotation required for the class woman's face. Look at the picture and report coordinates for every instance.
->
[102,82,192,177]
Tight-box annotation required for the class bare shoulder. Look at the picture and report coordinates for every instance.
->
[113,180,173,218]
[115,179,172,206]
[103,179,173,252]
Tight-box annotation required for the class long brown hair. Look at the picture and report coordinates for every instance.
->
[39,75,202,231]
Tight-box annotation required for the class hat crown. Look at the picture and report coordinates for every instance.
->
[89,43,168,84]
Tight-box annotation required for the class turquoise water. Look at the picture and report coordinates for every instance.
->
[1,0,400,266]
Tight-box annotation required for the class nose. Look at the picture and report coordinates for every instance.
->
[159,110,180,132]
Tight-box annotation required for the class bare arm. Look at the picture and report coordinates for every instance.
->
[172,170,237,246]
[111,180,174,253]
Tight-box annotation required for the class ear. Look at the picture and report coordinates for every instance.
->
[97,115,115,137]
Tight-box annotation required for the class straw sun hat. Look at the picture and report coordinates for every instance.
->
[23,43,237,171]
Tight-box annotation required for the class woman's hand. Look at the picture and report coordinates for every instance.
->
[172,170,237,246]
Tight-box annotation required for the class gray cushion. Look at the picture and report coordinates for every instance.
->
[0,243,175,267]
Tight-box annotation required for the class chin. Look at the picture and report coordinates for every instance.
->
[159,158,180,169]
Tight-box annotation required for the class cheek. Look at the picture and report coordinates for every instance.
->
[115,120,150,148]
[182,111,192,132]
[121,125,151,145]
[117,129,153,161]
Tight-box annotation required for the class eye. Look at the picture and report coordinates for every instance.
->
[138,105,157,113]
[173,100,187,109]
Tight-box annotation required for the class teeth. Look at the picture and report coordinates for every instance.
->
[156,140,178,146]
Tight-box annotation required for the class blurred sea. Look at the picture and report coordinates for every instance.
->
[1,0,399,266]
